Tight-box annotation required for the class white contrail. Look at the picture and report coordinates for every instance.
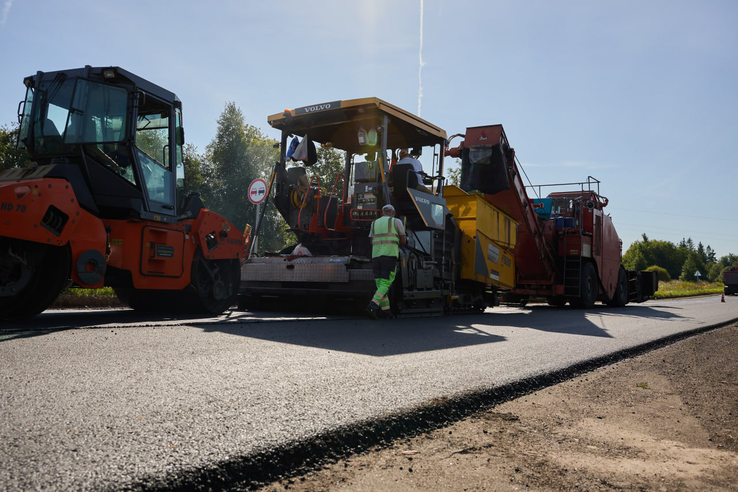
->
[417,0,425,116]
[0,0,12,27]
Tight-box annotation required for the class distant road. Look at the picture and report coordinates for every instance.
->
[2,296,737,490]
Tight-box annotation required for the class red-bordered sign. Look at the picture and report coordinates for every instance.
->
[247,178,268,205]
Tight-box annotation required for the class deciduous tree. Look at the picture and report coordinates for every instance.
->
[182,143,209,199]
[205,102,291,254]
[0,124,31,170]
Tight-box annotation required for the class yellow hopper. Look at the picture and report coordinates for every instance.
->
[444,185,517,289]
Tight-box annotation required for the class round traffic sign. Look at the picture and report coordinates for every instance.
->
[247,178,268,205]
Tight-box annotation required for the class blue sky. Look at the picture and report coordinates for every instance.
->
[1,0,736,258]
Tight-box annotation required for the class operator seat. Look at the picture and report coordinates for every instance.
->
[392,163,420,216]
[179,191,204,218]
[39,118,63,153]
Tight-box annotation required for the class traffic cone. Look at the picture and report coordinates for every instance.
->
[721,293,726,303]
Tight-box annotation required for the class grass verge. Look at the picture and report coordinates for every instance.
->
[653,280,724,299]
[52,286,122,309]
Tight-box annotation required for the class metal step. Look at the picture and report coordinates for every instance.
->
[397,306,444,316]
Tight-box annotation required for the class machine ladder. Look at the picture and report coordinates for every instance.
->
[562,230,582,297]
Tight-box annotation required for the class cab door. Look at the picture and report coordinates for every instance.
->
[135,93,177,217]
[134,93,185,279]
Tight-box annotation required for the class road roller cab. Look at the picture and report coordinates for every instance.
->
[0,66,244,319]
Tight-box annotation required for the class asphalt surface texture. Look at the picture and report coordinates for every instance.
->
[2,295,737,490]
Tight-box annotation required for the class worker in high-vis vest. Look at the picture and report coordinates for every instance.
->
[366,204,406,319]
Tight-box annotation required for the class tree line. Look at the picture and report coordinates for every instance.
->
[623,234,737,283]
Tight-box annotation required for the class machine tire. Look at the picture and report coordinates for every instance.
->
[607,266,629,307]
[113,287,181,312]
[191,252,240,315]
[570,262,598,309]
[0,239,70,320]
[547,296,567,307]
[113,286,133,308]
[116,252,240,315]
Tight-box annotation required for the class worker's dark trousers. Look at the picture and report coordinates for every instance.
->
[371,256,397,310]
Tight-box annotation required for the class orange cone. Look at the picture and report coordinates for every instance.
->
[722,293,726,303]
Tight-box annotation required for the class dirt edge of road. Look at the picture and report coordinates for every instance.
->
[260,322,737,492]
[135,318,738,491]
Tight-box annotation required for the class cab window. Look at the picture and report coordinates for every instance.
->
[136,96,171,168]
[136,94,174,210]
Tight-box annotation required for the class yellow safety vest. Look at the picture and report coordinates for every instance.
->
[371,216,400,258]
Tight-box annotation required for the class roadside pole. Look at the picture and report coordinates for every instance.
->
[253,201,260,255]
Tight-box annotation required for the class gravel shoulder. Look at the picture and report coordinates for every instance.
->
[260,324,738,491]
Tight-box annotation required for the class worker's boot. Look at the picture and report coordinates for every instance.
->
[365,301,380,319]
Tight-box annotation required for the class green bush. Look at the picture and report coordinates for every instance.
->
[680,254,699,281]
[645,265,671,282]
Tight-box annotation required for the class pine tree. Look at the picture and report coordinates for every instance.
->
[706,245,717,263]
[697,242,706,263]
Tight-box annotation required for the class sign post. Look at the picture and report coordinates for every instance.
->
[247,178,268,255]
[253,203,261,254]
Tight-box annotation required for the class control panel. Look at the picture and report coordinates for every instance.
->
[351,208,380,221]
[349,182,382,223]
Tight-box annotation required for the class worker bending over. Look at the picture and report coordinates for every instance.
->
[367,204,406,318]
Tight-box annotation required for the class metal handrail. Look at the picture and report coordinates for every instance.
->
[526,176,601,198]
[324,173,345,231]
[297,175,321,231]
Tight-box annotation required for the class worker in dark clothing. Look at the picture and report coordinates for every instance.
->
[366,204,406,319]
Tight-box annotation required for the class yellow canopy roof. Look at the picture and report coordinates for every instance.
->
[268,97,447,151]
